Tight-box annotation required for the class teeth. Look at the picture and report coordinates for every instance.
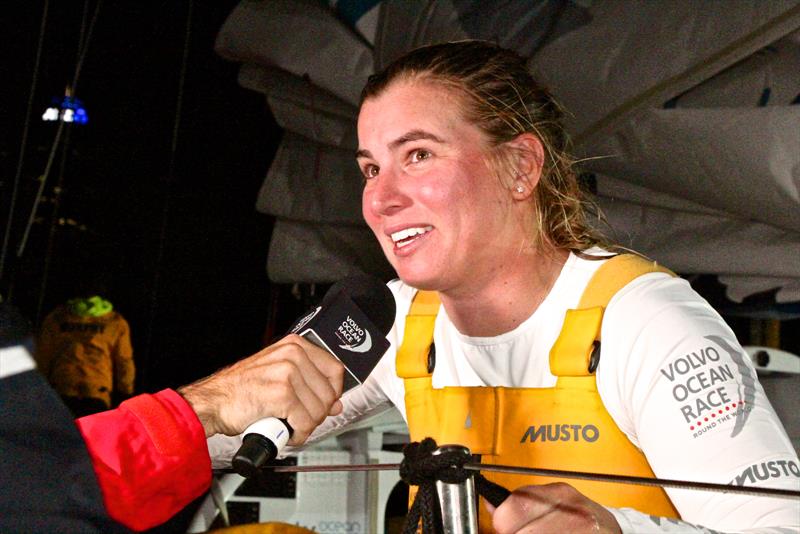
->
[391,226,432,246]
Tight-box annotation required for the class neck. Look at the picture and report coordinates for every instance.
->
[439,246,568,337]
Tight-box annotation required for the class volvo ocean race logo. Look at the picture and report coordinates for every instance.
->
[336,316,372,353]
[659,335,755,439]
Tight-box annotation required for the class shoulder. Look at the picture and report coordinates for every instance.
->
[565,248,714,328]
[110,311,130,326]
[596,270,745,437]
[603,268,735,368]
[607,272,722,334]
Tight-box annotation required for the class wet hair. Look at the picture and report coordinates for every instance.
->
[360,40,607,253]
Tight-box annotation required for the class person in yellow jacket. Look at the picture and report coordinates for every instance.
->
[36,294,134,416]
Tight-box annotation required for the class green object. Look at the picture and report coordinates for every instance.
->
[68,296,113,317]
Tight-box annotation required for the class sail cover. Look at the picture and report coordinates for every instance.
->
[214,0,800,309]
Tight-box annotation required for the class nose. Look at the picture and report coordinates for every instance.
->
[364,168,409,219]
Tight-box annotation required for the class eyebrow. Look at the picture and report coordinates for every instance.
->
[356,129,446,160]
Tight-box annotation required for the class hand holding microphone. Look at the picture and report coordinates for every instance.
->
[178,335,346,439]
[179,275,395,476]
[230,274,396,477]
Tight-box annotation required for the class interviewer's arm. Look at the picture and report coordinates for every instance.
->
[76,335,345,531]
[76,390,209,532]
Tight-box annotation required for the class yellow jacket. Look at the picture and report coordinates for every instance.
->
[36,297,134,407]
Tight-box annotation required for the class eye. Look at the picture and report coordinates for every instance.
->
[410,149,431,164]
[362,164,379,180]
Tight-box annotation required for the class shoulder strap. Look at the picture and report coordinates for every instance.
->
[550,253,675,377]
[396,290,440,379]
[396,254,675,379]
[577,253,674,309]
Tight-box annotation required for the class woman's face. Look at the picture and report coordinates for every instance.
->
[357,80,521,292]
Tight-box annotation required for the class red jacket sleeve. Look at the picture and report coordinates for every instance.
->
[76,389,212,531]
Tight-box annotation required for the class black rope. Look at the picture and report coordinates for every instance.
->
[400,439,444,534]
[475,471,512,508]
[399,438,511,533]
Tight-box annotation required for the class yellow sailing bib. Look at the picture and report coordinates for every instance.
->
[397,254,680,531]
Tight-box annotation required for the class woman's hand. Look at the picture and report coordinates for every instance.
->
[178,334,345,441]
[490,482,622,534]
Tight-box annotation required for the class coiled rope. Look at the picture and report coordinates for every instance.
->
[399,438,510,534]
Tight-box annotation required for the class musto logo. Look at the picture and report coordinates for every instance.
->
[336,316,372,353]
[731,460,800,486]
[521,424,599,443]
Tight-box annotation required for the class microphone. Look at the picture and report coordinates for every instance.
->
[231,275,396,478]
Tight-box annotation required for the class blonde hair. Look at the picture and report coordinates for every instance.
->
[361,40,608,253]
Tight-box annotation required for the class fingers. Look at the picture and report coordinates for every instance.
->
[491,483,621,534]
[282,335,346,397]
[491,485,554,534]
[329,399,344,416]
[260,335,345,443]
[183,334,346,438]
[275,335,343,404]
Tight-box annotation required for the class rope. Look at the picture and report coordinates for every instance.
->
[475,471,512,508]
[399,438,510,534]
[399,439,443,533]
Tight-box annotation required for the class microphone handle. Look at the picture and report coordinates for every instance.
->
[232,417,294,478]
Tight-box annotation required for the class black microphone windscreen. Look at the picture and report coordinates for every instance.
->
[322,274,396,335]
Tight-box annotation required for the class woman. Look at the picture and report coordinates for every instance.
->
[343,41,797,533]
[213,41,799,533]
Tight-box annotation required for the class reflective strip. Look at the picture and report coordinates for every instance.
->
[0,345,36,378]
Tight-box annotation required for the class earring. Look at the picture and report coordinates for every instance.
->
[515,185,525,193]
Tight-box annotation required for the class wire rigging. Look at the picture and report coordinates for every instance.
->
[0,0,50,290]
[14,0,105,265]
[140,0,194,386]
[33,0,99,324]
[214,460,800,500]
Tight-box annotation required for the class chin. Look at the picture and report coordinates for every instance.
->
[395,270,444,291]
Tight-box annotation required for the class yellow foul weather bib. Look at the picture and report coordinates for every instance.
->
[396,254,680,531]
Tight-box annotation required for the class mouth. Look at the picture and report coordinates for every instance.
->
[390,225,433,249]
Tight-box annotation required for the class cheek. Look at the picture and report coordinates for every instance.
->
[361,189,379,232]
[417,181,453,208]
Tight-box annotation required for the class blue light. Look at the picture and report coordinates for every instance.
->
[73,107,88,124]
[42,95,89,124]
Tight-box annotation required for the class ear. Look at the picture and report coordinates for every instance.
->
[506,133,544,200]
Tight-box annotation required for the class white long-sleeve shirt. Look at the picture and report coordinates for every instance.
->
[210,251,800,532]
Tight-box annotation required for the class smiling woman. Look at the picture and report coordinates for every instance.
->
[358,79,532,306]
[342,41,800,534]
[211,41,800,534]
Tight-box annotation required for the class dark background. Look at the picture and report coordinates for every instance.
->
[1,3,798,532]
[2,1,797,395]
[1,1,288,393]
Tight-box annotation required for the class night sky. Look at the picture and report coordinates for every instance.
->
[1,1,287,392]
